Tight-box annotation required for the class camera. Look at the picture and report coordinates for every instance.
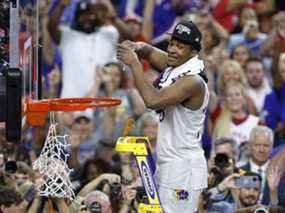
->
[97,179,122,199]
[4,160,17,174]
[209,153,233,187]
[109,182,121,199]
[254,206,268,213]
[214,153,231,169]
[135,186,148,203]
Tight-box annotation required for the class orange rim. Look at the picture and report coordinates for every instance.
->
[26,97,121,112]
[25,97,121,126]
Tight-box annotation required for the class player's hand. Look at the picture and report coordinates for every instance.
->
[121,40,137,50]
[121,40,145,52]
[117,44,139,66]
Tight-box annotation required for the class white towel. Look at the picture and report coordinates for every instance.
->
[158,55,204,88]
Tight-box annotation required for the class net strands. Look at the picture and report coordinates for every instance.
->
[33,123,75,199]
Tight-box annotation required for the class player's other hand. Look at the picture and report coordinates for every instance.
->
[117,44,139,66]
[121,40,137,50]
[121,40,145,52]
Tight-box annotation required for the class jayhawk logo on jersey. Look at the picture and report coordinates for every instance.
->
[174,189,189,201]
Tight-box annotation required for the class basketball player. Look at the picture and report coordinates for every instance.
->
[117,20,208,212]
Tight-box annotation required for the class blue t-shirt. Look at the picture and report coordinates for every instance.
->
[263,83,285,129]
[119,0,177,40]
[262,83,285,146]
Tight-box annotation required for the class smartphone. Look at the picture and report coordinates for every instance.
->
[235,176,260,188]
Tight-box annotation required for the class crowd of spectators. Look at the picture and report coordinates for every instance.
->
[1,0,285,212]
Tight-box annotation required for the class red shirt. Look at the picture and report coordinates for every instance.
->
[212,0,256,32]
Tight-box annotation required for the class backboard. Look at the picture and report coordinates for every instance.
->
[6,0,40,141]
[19,0,40,100]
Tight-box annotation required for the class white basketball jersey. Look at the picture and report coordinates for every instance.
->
[156,82,209,164]
[155,56,209,164]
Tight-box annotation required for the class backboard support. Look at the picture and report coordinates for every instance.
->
[6,68,22,141]
[6,0,40,141]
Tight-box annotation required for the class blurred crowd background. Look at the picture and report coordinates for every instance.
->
[1,0,285,212]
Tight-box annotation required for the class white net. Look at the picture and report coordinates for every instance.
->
[33,123,75,199]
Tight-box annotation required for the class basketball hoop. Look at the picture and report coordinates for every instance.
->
[24,97,121,126]
[30,96,121,200]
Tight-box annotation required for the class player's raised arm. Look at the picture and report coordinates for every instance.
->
[121,40,168,71]
[117,44,204,110]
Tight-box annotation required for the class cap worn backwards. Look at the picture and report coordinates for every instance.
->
[169,20,202,52]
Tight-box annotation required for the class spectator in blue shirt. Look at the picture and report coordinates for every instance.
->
[228,20,267,56]
[263,53,285,147]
